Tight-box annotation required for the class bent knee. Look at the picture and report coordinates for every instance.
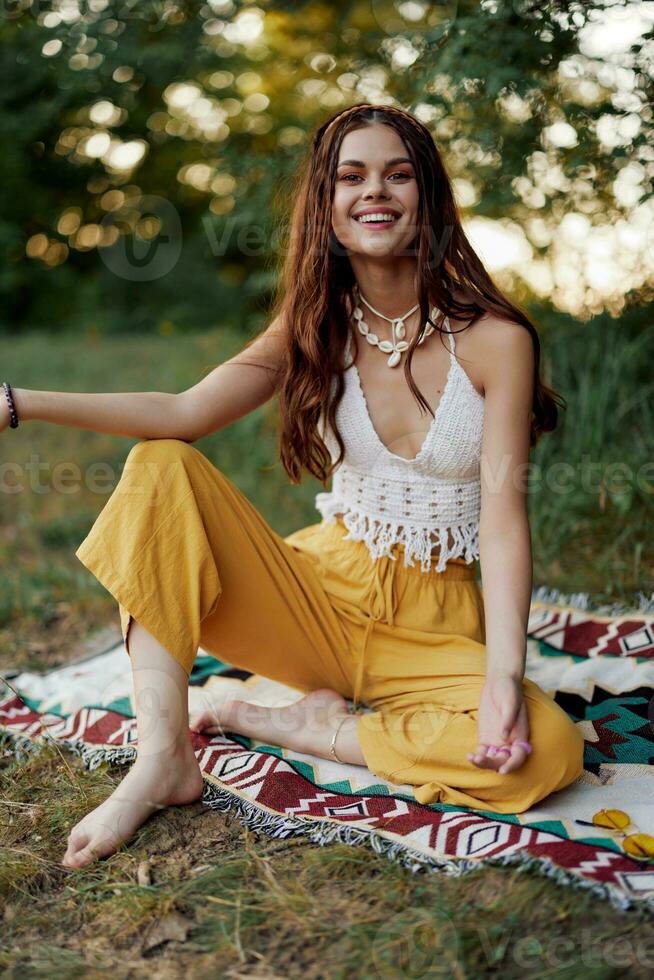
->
[529,705,584,793]
[495,742,584,815]
[126,437,200,466]
[118,439,208,503]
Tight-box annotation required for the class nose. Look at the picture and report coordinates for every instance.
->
[362,173,389,199]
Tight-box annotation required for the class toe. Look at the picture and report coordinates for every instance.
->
[61,830,90,868]
[63,826,121,868]
[62,843,97,869]
[190,710,220,733]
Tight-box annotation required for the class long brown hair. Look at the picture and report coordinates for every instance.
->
[246,102,564,486]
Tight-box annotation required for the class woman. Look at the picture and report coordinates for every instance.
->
[2,103,584,870]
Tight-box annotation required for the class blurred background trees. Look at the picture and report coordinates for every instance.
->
[2,0,653,336]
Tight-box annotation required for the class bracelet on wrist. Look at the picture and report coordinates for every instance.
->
[2,382,20,428]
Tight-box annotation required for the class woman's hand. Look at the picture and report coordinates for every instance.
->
[467,673,531,775]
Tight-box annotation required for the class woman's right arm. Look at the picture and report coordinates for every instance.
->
[0,317,287,442]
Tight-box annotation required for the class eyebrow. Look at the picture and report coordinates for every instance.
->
[336,157,413,168]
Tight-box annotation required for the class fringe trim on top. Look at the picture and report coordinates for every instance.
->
[316,495,654,612]
[1,724,652,916]
[316,499,479,574]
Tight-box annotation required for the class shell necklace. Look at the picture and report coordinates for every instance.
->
[351,286,438,368]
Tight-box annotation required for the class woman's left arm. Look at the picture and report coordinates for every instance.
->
[468,316,536,775]
[479,317,535,679]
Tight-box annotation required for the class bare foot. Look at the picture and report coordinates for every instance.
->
[190,687,349,756]
[61,743,204,870]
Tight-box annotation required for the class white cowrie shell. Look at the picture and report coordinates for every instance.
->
[395,341,409,352]
[387,350,402,368]
[395,322,406,339]
[378,340,394,353]
[365,333,378,345]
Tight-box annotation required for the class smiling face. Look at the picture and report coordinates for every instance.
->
[331,122,420,260]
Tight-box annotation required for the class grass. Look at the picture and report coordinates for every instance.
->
[528,314,653,603]
[0,327,321,670]
[1,323,653,975]
[3,745,653,977]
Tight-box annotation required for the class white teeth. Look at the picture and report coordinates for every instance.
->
[355,213,398,224]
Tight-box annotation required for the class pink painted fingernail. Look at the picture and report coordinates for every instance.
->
[487,746,497,757]
[496,746,511,755]
[514,740,533,754]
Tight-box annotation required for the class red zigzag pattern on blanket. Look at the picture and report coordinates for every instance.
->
[2,691,654,911]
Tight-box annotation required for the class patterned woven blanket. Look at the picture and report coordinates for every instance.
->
[2,586,653,912]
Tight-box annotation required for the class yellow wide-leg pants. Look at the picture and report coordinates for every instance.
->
[75,439,584,813]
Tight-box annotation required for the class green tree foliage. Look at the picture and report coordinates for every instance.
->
[1,0,652,334]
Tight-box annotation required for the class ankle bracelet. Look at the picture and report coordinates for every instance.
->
[329,715,349,763]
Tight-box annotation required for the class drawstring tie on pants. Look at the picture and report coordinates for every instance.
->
[352,553,401,712]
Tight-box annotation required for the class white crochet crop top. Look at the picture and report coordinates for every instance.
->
[315,317,485,573]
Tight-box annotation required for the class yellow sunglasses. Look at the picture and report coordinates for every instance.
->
[575,809,654,860]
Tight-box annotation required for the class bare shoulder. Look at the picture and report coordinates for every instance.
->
[473,313,533,359]
[448,310,534,397]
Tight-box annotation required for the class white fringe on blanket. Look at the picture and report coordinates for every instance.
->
[531,585,654,616]
[1,724,651,916]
